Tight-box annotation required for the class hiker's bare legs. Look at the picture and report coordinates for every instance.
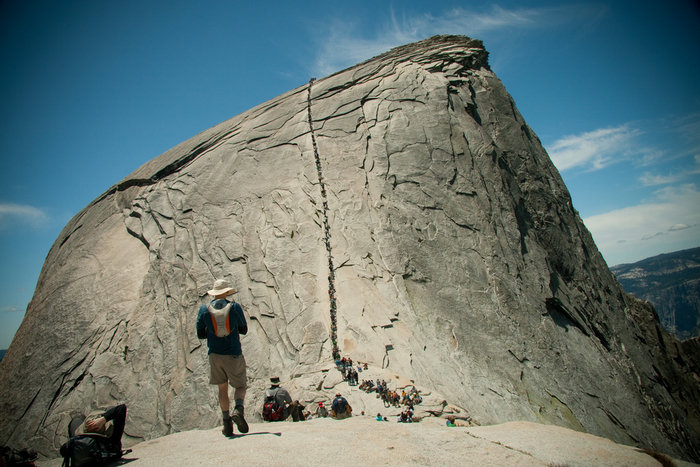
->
[218,384,247,411]
[218,383,230,412]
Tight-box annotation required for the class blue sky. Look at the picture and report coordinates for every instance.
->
[1,0,699,349]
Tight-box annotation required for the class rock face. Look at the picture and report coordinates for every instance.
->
[35,419,698,467]
[611,247,700,340]
[1,35,699,462]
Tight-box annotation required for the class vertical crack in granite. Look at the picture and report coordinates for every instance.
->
[307,78,340,360]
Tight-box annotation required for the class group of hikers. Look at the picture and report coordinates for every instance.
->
[375,407,414,423]
[337,356,367,385]
[50,278,434,466]
[261,377,352,422]
[194,279,360,435]
[359,378,424,408]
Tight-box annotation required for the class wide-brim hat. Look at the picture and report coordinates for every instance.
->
[74,410,114,438]
[270,376,281,385]
[208,279,235,297]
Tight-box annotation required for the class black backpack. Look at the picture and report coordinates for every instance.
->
[0,446,37,466]
[60,435,121,467]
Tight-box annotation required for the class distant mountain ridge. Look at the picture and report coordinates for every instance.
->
[611,247,700,340]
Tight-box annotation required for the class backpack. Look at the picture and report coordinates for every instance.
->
[206,302,234,337]
[334,397,347,413]
[60,435,121,467]
[0,445,37,466]
[262,389,284,421]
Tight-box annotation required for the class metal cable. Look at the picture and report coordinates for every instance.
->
[307,78,340,361]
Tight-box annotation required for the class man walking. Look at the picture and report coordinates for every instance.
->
[196,279,249,436]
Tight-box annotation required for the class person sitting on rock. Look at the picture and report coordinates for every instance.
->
[331,393,351,420]
[315,401,328,418]
[445,415,465,427]
[375,413,383,421]
[61,404,128,461]
[263,377,304,422]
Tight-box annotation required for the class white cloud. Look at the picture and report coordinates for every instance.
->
[583,184,700,265]
[311,5,599,77]
[545,125,644,172]
[639,171,683,186]
[674,113,700,150]
[0,203,48,229]
[638,153,700,186]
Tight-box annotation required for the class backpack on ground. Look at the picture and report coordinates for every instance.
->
[0,445,37,466]
[262,389,284,421]
[60,434,121,467]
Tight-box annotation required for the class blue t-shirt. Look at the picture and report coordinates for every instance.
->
[196,299,246,355]
[331,396,348,413]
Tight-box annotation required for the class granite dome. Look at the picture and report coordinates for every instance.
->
[1,35,698,463]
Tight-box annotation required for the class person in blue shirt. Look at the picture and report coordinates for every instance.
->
[196,279,248,436]
[331,393,351,419]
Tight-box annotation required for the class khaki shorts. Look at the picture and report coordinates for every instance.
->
[209,353,247,388]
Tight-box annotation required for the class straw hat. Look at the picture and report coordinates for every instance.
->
[74,410,114,438]
[208,279,235,297]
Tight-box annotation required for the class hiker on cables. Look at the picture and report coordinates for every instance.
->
[196,278,249,437]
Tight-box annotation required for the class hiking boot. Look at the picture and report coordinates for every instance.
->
[222,417,233,437]
[232,405,249,434]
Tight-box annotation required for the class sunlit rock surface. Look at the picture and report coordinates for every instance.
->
[1,35,698,462]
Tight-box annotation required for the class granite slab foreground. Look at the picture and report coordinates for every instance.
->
[37,418,696,467]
